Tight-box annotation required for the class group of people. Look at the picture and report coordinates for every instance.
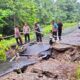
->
[14,20,63,45]
[14,22,42,45]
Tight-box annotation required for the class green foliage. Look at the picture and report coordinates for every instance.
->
[0,0,80,35]
[0,43,7,61]
[63,22,77,28]
[0,38,16,61]
[43,25,52,35]
[0,39,16,50]
[76,66,80,79]
[0,49,6,61]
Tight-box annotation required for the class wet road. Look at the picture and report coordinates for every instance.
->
[61,29,80,46]
[21,43,50,56]
[0,57,36,77]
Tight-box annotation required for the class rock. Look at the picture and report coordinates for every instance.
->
[52,44,71,51]
[26,59,77,80]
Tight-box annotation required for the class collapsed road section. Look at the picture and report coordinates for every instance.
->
[0,43,80,80]
[0,43,51,77]
[0,28,80,80]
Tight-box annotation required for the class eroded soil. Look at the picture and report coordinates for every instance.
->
[0,45,80,80]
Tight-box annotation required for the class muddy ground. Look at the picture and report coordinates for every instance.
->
[0,45,80,80]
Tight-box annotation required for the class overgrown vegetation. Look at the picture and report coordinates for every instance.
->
[0,38,16,62]
[0,0,80,35]
[76,66,80,80]
[0,49,6,62]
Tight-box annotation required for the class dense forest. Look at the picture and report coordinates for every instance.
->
[0,0,80,35]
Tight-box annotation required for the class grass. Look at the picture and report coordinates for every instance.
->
[0,34,2,36]
[0,38,16,49]
[0,49,6,61]
[76,66,80,80]
[0,38,16,62]
[63,22,77,28]
[0,22,77,61]
[42,22,77,35]
[43,25,52,35]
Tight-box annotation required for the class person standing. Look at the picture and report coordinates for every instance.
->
[34,22,42,43]
[23,23,30,43]
[14,26,22,45]
[51,20,58,41]
[57,21,63,41]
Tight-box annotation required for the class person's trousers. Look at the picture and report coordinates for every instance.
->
[52,31,57,41]
[58,30,62,40]
[24,33,30,43]
[36,33,42,42]
[16,37,22,45]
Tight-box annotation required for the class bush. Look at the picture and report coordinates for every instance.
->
[0,39,16,61]
[2,25,14,36]
[42,25,52,35]
[0,49,6,61]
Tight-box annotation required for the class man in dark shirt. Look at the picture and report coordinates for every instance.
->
[57,21,63,41]
[34,22,42,42]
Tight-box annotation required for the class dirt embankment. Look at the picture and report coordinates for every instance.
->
[0,46,80,80]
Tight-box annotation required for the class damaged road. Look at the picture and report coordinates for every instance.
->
[0,43,50,77]
[0,28,80,80]
[0,43,80,80]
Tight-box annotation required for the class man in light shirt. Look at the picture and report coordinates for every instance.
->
[14,26,22,45]
[23,23,30,43]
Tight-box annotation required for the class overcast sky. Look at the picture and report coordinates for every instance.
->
[54,0,80,2]
[77,0,80,2]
